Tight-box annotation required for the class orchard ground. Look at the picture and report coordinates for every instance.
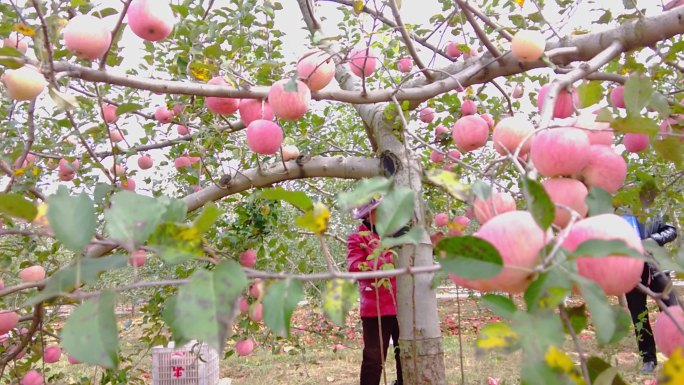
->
[46,285,666,385]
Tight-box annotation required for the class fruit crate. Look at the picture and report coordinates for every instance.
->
[152,341,219,385]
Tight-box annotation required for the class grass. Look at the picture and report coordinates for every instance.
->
[27,289,665,385]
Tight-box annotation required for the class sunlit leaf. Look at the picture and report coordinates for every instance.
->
[476,322,519,351]
[295,201,330,234]
[659,348,684,385]
[426,169,470,202]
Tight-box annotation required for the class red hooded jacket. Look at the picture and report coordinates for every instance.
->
[347,223,398,318]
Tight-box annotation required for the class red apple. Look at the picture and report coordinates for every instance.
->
[43,345,61,363]
[541,178,588,228]
[397,57,412,73]
[511,84,523,99]
[246,120,283,155]
[623,133,649,153]
[573,112,614,146]
[473,191,517,224]
[127,0,175,42]
[1,66,47,101]
[654,305,684,357]
[480,113,495,129]
[67,355,79,364]
[430,150,444,163]
[249,303,263,322]
[296,50,336,91]
[3,33,28,54]
[609,86,626,109]
[419,107,435,123]
[240,249,257,268]
[268,79,311,121]
[174,156,192,170]
[119,179,136,191]
[449,211,546,293]
[577,145,627,194]
[239,297,249,313]
[434,213,449,227]
[445,42,463,59]
[19,265,45,282]
[0,311,19,335]
[137,154,153,170]
[235,338,255,356]
[176,125,190,136]
[101,103,118,124]
[434,124,449,140]
[109,129,124,143]
[238,99,275,126]
[110,164,125,176]
[536,84,577,119]
[205,76,240,115]
[452,115,489,152]
[492,115,535,156]
[530,127,590,177]
[562,214,644,295]
[461,99,477,116]
[154,106,175,124]
[511,30,546,62]
[21,370,43,385]
[349,48,379,77]
[62,14,112,60]
[281,145,300,161]
[129,250,147,267]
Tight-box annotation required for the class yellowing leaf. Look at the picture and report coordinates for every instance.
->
[545,346,586,385]
[426,169,470,201]
[13,23,35,37]
[476,322,518,350]
[13,168,26,176]
[465,87,475,96]
[514,0,525,7]
[189,62,212,82]
[353,0,363,15]
[659,348,684,385]
[295,201,330,234]
[33,203,49,227]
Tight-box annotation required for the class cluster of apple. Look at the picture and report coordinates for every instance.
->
[231,249,262,357]
[0,264,81,385]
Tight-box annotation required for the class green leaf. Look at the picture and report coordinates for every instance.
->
[93,183,113,204]
[336,177,392,211]
[585,186,613,216]
[595,108,614,123]
[586,356,629,385]
[649,92,671,118]
[262,187,313,211]
[563,304,588,334]
[0,53,23,69]
[380,227,423,249]
[610,116,659,135]
[520,176,554,230]
[425,169,470,202]
[0,193,37,221]
[481,294,517,319]
[104,191,165,248]
[577,80,604,108]
[193,203,220,232]
[159,197,188,222]
[576,277,630,344]
[47,186,96,252]
[0,46,23,58]
[174,261,247,352]
[435,236,503,279]
[322,279,358,326]
[476,321,519,352]
[294,201,330,234]
[61,291,119,368]
[624,73,653,116]
[114,103,143,115]
[48,87,79,111]
[149,223,203,264]
[263,279,303,337]
[375,188,414,237]
[570,239,643,259]
[471,180,491,201]
[524,267,573,312]
[653,137,684,169]
[24,255,129,306]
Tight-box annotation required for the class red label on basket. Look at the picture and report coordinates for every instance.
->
[172,366,186,378]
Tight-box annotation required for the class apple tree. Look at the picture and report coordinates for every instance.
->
[0,0,683,384]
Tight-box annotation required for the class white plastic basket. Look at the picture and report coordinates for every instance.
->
[152,341,219,385]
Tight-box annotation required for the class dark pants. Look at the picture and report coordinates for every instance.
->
[626,263,678,364]
[361,315,403,385]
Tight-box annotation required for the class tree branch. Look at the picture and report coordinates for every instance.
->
[387,0,433,81]
[85,155,382,258]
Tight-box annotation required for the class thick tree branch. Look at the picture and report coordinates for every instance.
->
[85,156,382,258]
[539,40,624,128]
[457,1,503,60]
[456,0,513,41]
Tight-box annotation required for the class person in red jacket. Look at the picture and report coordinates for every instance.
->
[348,198,403,385]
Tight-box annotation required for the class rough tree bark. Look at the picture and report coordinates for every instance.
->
[297,2,446,384]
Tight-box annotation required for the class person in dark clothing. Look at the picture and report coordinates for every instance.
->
[622,214,679,373]
[348,198,403,385]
